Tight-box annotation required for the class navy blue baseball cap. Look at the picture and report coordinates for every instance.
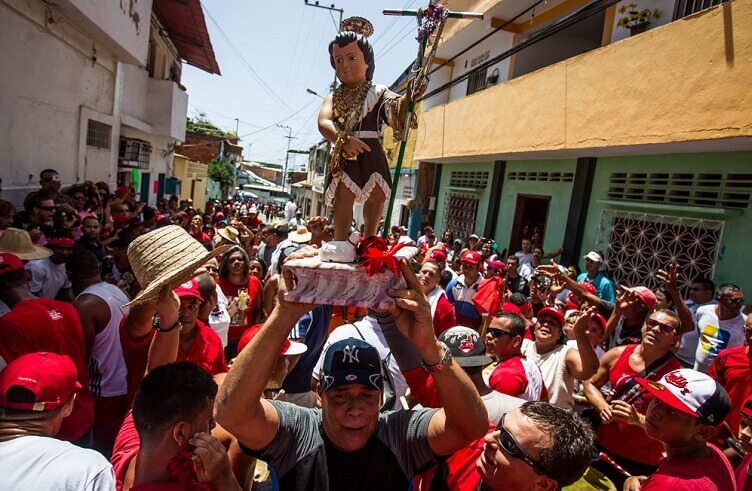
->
[321,338,383,392]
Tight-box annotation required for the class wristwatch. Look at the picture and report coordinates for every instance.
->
[422,342,452,373]
[152,313,183,333]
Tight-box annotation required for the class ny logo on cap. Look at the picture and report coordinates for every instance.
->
[342,346,360,364]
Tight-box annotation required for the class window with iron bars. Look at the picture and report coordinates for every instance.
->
[86,120,112,150]
[466,67,488,96]
[119,137,152,170]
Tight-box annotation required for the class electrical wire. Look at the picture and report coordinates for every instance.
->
[375,21,417,61]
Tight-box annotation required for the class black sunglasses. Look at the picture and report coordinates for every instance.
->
[645,318,675,335]
[718,295,744,305]
[487,328,513,338]
[497,414,548,475]
[38,205,57,212]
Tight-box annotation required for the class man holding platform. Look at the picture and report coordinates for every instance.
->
[215,254,488,490]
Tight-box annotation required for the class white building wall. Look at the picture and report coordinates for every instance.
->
[0,0,120,205]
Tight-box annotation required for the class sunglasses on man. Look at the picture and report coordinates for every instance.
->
[487,328,513,338]
[718,295,744,305]
[645,317,675,335]
[496,414,549,476]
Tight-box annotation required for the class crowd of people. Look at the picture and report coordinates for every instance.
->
[0,169,750,490]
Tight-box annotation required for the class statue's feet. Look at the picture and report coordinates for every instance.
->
[319,233,359,263]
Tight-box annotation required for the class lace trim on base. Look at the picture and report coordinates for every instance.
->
[325,172,392,206]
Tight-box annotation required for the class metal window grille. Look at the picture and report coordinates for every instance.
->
[118,137,152,170]
[86,120,112,149]
[607,172,752,210]
[507,171,575,182]
[674,0,726,19]
[449,171,489,189]
[442,192,479,240]
[466,67,488,96]
[402,185,413,199]
[595,209,724,297]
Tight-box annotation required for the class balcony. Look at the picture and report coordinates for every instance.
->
[120,63,188,141]
[414,0,752,162]
[55,0,151,65]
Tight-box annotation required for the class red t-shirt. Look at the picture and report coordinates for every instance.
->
[736,451,752,491]
[708,346,751,434]
[188,230,211,243]
[402,367,490,491]
[488,354,547,401]
[120,320,227,407]
[433,295,456,336]
[111,412,213,491]
[218,275,262,339]
[176,320,228,376]
[596,345,683,465]
[0,298,94,441]
[641,444,735,490]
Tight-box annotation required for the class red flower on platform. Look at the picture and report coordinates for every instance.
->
[358,240,407,278]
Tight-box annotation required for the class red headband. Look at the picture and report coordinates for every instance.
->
[48,238,74,248]
[519,302,533,313]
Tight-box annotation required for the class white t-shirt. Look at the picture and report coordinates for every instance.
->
[312,317,408,411]
[694,305,747,373]
[515,251,534,266]
[209,285,231,348]
[676,299,718,366]
[26,258,71,299]
[481,391,525,426]
[522,338,575,410]
[0,435,115,490]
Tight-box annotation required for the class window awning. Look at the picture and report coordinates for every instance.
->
[153,0,220,75]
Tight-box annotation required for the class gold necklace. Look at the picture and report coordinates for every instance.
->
[333,81,371,127]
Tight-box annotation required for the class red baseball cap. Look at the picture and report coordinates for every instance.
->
[0,253,24,276]
[238,324,307,357]
[0,352,82,411]
[485,260,507,275]
[629,286,657,311]
[427,249,447,263]
[537,306,565,328]
[173,278,203,302]
[579,281,597,295]
[501,302,522,315]
[461,251,482,265]
[742,395,752,419]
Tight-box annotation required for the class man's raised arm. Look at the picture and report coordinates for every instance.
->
[383,260,488,456]
[215,248,318,450]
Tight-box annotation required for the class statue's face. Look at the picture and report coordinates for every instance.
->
[332,42,368,86]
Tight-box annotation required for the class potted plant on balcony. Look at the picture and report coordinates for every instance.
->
[617,3,660,36]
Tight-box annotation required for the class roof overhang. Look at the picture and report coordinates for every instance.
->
[153,0,220,75]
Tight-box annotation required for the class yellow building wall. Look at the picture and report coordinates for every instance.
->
[416,0,752,161]
[173,155,209,211]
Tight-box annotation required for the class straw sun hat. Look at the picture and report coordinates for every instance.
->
[127,225,230,306]
[0,227,52,260]
[217,226,240,244]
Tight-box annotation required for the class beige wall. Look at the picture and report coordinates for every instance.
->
[174,155,208,210]
[416,0,752,162]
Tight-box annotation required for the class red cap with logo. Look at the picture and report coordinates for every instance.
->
[0,352,82,411]
[537,306,565,328]
[0,253,24,276]
[426,249,447,263]
[173,278,203,302]
[461,251,482,265]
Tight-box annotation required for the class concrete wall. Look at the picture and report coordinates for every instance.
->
[1,0,119,205]
[494,159,578,252]
[416,0,752,162]
[580,152,752,290]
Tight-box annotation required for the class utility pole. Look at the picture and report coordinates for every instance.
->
[304,0,343,92]
[277,124,293,194]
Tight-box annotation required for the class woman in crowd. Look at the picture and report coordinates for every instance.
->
[217,246,262,359]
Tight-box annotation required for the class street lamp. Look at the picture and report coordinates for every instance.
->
[306,88,324,99]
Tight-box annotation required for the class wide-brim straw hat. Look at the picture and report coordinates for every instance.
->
[289,226,312,244]
[127,225,230,306]
[0,228,52,260]
[218,226,240,244]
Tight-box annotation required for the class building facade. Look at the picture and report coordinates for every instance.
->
[412,0,752,292]
[1,0,218,207]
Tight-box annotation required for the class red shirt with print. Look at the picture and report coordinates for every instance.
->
[708,345,751,434]
[641,444,735,490]
[218,275,261,340]
[0,298,94,441]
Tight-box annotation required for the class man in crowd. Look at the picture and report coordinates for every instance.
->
[604,286,656,347]
[267,224,291,277]
[518,246,544,281]
[708,314,752,434]
[514,238,534,266]
[67,250,129,455]
[446,251,484,329]
[584,309,684,487]
[215,258,488,489]
[15,192,57,245]
[623,369,734,490]
[26,230,75,301]
[695,284,747,373]
[577,250,615,302]
[0,352,114,489]
[74,216,108,268]
[676,276,717,366]
[0,253,94,444]
[504,255,529,297]
[475,402,595,491]
[418,259,456,336]
[288,209,305,228]
[486,312,546,401]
